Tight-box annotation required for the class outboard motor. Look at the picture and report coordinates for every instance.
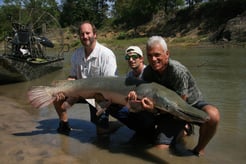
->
[38,36,54,48]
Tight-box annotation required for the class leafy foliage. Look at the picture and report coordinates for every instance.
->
[59,0,110,28]
[161,0,246,37]
[0,0,245,42]
[0,0,61,39]
[112,0,189,31]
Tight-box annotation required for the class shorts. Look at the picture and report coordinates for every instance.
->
[192,100,209,110]
[155,114,186,145]
[155,100,210,145]
[108,104,156,133]
[108,102,210,145]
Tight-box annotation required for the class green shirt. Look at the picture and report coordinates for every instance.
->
[142,59,203,105]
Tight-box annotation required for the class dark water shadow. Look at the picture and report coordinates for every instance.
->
[13,118,96,142]
[13,118,170,164]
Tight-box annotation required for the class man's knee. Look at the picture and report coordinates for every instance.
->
[203,105,220,126]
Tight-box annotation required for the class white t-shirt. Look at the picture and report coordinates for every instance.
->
[70,41,117,78]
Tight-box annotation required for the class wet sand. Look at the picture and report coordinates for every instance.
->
[0,96,82,163]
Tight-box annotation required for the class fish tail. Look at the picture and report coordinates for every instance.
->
[27,86,56,109]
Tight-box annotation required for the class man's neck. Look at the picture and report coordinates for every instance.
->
[133,64,144,77]
[84,41,96,58]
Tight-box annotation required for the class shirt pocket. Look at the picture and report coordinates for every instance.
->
[89,64,100,77]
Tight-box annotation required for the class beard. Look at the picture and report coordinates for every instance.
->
[81,36,95,47]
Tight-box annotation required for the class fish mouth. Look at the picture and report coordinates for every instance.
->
[175,108,210,123]
[156,104,210,123]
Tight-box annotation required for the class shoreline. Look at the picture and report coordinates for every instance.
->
[1,35,246,54]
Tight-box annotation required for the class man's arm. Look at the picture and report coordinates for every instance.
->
[181,94,188,101]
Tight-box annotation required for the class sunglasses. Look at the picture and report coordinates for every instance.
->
[125,54,140,60]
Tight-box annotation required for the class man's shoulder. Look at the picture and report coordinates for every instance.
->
[73,46,84,54]
[96,42,115,56]
[143,65,153,72]
[71,47,84,58]
[169,59,188,73]
[126,71,133,78]
[142,65,155,78]
[169,59,184,67]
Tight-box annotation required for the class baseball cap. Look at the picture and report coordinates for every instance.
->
[125,46,143,57]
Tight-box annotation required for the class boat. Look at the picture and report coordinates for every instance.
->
[0,54,65,84]
[0,12,69,84]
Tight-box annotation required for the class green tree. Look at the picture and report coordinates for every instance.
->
[157,0,185,13]
[0,0,61,39]
[185,0,203,6]
[1,0,60,25]
[59,0,111,28]
[0,4,21,39]
[114,0,158,29]
[113,0,185,29]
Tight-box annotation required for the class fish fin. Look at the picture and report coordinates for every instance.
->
[27,86,56,109]
[94,93,112,116]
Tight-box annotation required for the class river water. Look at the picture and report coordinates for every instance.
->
[0,47,245,163]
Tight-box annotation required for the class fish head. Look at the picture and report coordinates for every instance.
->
[154,92,210,123]
[135,83,157,99]
[153,92,179,112]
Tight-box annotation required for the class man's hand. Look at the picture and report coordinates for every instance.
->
[141,97,154,111]
[127,91,155,112]
[61,101,72,110]
[67,77,76,80]
[54,94,78,110]
[55,92,66,101]
[127,91,138,100]
[56,77,76,109]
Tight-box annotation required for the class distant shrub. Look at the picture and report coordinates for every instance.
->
[117,32,127,40]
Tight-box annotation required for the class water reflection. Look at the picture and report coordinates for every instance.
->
[170,47,246,163]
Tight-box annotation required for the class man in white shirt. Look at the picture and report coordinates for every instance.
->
[54,21,118,135]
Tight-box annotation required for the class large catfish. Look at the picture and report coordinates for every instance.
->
[27,77,209,123]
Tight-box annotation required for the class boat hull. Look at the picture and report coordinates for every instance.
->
[0,55,64,84]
